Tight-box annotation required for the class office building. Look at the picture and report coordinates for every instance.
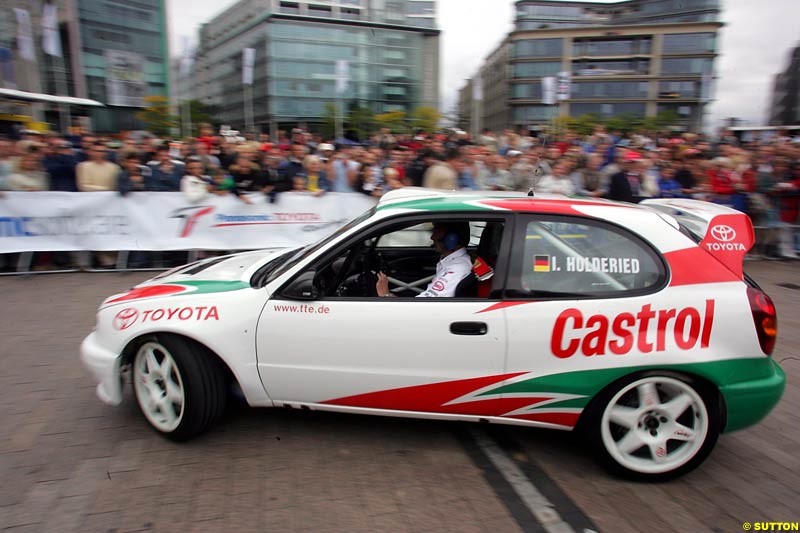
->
[1,0,170,132]
[461,0,722,133]
[769,43,800,126]
[191,0,440,134]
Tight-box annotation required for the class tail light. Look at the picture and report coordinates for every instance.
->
[747,286,777,355]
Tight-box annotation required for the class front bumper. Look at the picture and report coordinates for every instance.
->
[720,358,786,432]
[80,332,124,406]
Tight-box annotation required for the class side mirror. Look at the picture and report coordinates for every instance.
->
[281,271,318,300]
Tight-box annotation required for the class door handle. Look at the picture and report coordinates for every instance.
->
[450,321,488,336]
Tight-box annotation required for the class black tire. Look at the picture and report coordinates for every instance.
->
[582,371,722,481]
[132,335,227,441]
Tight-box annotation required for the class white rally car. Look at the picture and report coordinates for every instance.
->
[81,189,785,480]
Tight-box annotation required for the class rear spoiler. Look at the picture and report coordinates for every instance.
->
[641,199,755,278]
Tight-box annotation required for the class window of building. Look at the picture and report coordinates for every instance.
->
[512,105,553,122]
[657,103,698,118]
[507,216,665,299]
[341,8,361,20]
[571,81,649,98]
[572,59,650,75]
[278,2,300,15]
[92,30,132,44]
[308,5,333,17]
[384,49,408,62]
[573,37,651,57]
[571,102,646,117]
[658,80,702,98]
[512,61,562,78]
[407,2,434,15]
[662,32,716,54]
[660,57,712,75]
[512,39,563,58]
[511,83,544,100]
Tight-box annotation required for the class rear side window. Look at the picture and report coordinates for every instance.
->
[507,216,665,298]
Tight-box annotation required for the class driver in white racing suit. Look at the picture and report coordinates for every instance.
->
[376,222,473,298]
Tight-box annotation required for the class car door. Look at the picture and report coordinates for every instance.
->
[501,214,669,428]
[256,214,513,418]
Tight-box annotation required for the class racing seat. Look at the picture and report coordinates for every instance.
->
[474,222,503,298]
[454,272,478,298]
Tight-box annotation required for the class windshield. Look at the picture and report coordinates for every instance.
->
[255,206,376,287]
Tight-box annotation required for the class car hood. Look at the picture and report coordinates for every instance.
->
[100,248,296,308]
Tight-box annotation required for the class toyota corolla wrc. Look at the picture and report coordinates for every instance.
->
[81,189,785,480]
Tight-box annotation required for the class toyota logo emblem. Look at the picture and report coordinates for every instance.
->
[113,308,140,330]
[710,225,736,242]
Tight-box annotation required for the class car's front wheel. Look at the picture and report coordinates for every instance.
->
[586,372,721,481]
[132,335,226,440]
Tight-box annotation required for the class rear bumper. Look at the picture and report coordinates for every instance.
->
[720,358,785,433]
[80,332,123,406]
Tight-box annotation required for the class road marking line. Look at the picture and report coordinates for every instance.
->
[470,427,597,533]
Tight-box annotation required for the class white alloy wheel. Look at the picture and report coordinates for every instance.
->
[133,341,185,433]
[599,376,709,476]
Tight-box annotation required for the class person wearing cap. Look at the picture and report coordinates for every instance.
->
[607,151,644,203]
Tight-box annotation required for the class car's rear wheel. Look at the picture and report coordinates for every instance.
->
[586,372,721,481]
[132,335,226,440]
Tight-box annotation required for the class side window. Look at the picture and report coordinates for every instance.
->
[507,216,665,297]
[295,217,506,299]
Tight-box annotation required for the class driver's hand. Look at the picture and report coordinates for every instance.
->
[376,272,390,297]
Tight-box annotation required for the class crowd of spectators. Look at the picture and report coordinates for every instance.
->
[2,122,800,260]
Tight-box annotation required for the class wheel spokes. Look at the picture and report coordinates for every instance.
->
[637,382,660,409]
[616,430,646,454]
[608,405,638,430]
[145,348,160,375]
[661,393,694,420]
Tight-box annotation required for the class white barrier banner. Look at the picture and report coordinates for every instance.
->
[0,192,377,253]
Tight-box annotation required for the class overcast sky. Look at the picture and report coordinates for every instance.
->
[169,0,800,130]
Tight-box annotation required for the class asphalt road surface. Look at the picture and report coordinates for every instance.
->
[0,261,798,532]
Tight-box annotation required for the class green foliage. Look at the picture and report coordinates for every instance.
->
[641,110,681,133]
[375,110,408,134]
[345,102,375,139]
[186,100,216,136]
[321,103,337,139]
[410,106,441,133]
[136,95,177,137]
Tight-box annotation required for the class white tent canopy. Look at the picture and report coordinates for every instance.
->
[0,88,105,107]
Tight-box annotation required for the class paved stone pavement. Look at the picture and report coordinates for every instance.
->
[0,262,798,532]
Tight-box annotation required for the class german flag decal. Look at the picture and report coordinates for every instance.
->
[534,255,550,272]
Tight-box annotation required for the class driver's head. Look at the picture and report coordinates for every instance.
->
[431,222,470,256]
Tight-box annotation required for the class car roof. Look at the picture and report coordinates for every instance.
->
[377,188,646,216]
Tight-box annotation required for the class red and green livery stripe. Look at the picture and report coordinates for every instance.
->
[322,358,784,432]
[107,280,249,304]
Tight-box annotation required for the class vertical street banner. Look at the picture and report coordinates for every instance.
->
[242,48,255,85]
[335,59,349,94]
[472,75,483,101]
[0,47,16,88]
[13,8,35,61]
[105,50,147,107]
[541,76,556,105]
[557,71,571,101]
[42,2,63,58]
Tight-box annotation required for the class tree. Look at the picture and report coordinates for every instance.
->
[345,102,375,140]
[321,103,337,139]
[410,106,441,133]
[374,110,408,134]
[187,100,216,136]
[136,95,177,137]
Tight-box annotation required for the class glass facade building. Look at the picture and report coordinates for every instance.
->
[2,0,169,132]
[463,0,721,133]
[76,0,170,131]
[192,0,439,133]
